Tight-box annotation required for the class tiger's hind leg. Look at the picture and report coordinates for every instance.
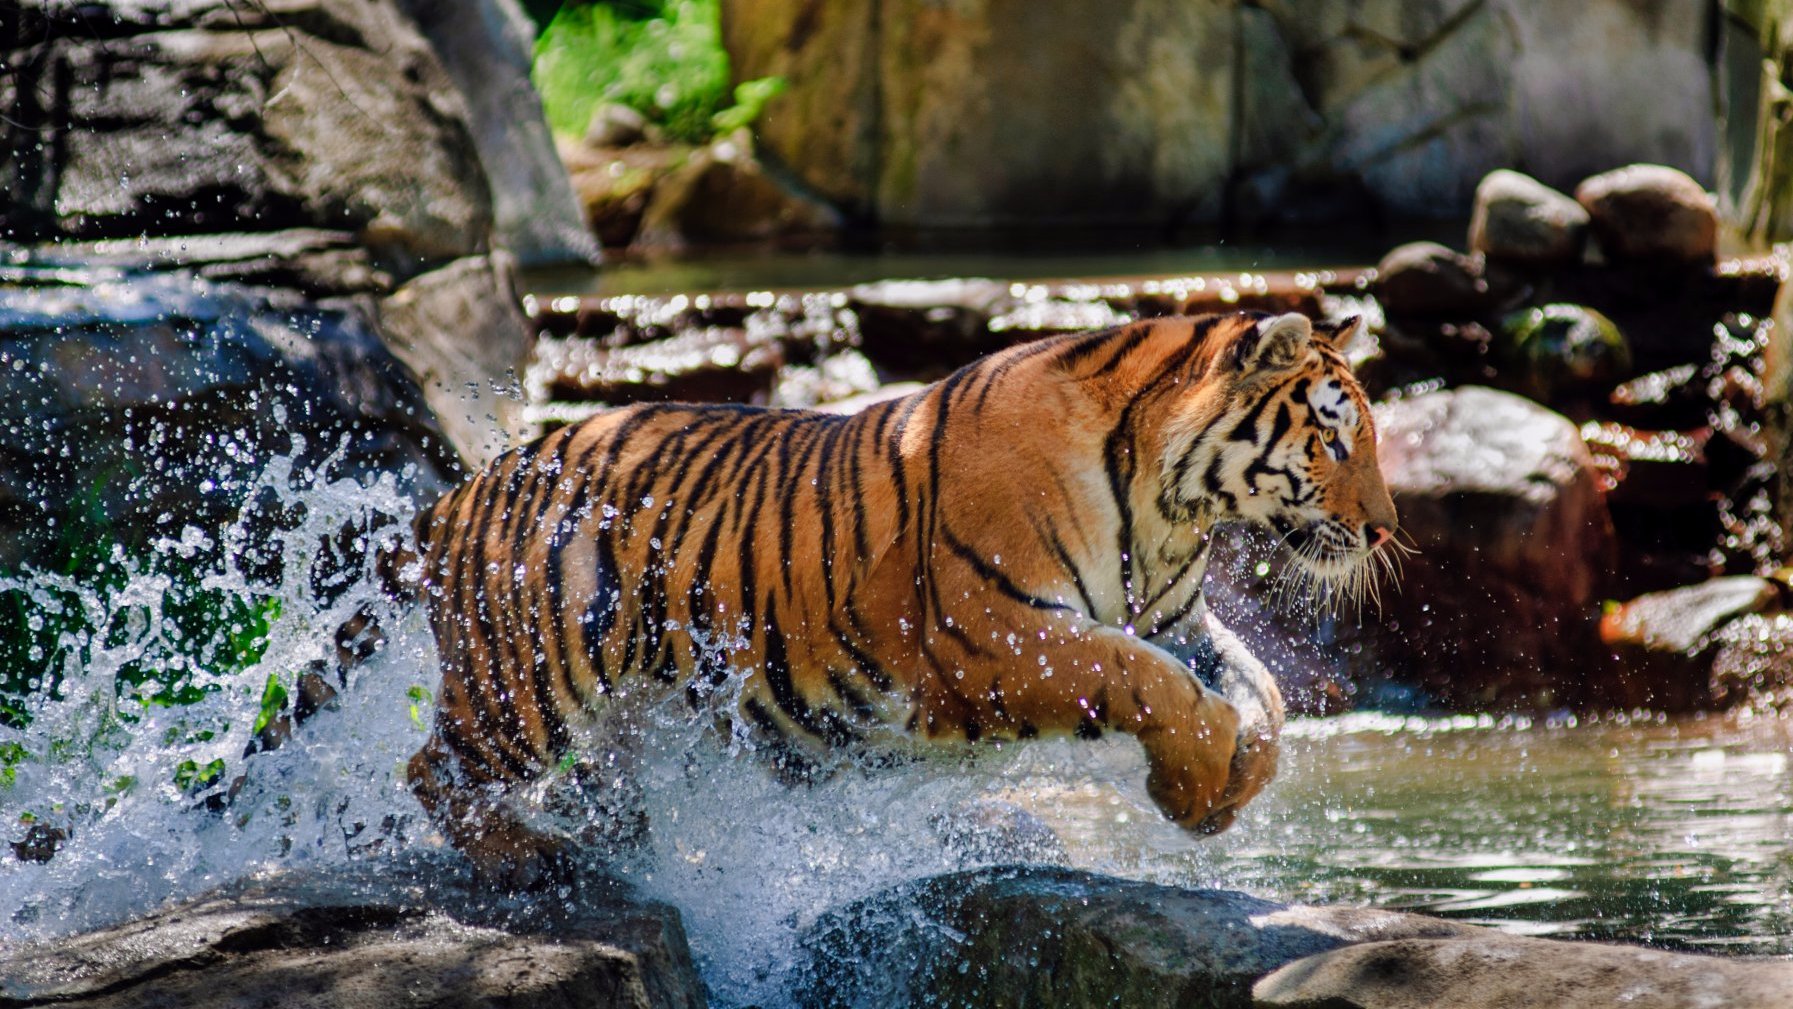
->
[407,735,575,890]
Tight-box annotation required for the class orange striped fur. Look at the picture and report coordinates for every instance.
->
[402,311,1398,876]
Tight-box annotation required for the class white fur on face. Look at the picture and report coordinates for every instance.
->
[1306,377,1359,457]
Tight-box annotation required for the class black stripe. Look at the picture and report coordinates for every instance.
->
[941,522,1074,614]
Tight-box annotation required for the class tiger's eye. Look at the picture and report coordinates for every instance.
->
[1322,429,1338,444]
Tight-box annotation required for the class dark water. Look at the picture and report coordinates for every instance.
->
[526,226,1460,296]
[1036,711,1793,955]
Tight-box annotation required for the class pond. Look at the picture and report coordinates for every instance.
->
[524,224,1460,296]
[1024,711,1793,956]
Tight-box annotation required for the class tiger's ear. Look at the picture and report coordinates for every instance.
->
[1313,314,1364,348]
[1232,313,1313,375]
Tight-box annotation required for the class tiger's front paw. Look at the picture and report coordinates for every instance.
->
[1139,694,1242,832]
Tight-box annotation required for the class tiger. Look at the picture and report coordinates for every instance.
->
[396,310,1399,880]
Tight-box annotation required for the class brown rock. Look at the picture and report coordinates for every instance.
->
[847,278,1017,376]
[1598,576,1781,711]
[635,133,841,251]
[1360,387,1615,708]
[1468,169,1589,266]
[1254,934,1793,1009]
[1575,164,1719,264]
[1373,242,1488,318]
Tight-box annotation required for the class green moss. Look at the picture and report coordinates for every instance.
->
[533,0,784,144]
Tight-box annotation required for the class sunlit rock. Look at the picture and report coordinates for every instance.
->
[1598,576,1782,711]
[0,865,707,1009]
[398,0,598,268]
[1357,386,1615,709]
[1254,932,1793,1009]
[1575,164,1719,265]
[1468,169,1589,267]
[795,865,1483,1009]
[721,0,1713,228]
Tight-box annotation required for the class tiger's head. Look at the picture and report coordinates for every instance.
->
[1161,312,1399,600]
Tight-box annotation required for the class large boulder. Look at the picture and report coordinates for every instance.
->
[796,866,1483,1009]
[1374,242,1488,318]
[1360,387,1616,708]
[0,865,707,1009]
[1575,164,1720,264]
[722,0,1714,229]
[1,0,540,471]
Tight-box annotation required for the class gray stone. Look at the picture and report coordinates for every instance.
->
[1254,933,1793,1009]
[1357,387,1615,708]
[797,866,1484,1009]
[1576,164,1720,263]
[1468,169,1589,265]
[2,0,494,279]
[1373,242,1486,318]
[0,865,707,1009]
[377,254,533,469]
[399,0,600,268]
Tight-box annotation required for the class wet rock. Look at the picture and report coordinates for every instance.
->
[1606,363,1710,429]
[1598,576,1781,711]
[530,327,786,409]
[1575,164,1719,264]
[1359,387,1615,708]
[796,866,1482,1009]
[377,254,533,469]
[1,0,494,277]
[0,269,461,571]
[1468,169,1589,266]
[847,278,1017,376]
[1373,243,1487,318]
[988,299,1130,340]
[1254,933,1793,1009]
[1496,303,1631,406]
[1580,422,1711,510]
[0,864,707,1009]
[1710,610,1793,707]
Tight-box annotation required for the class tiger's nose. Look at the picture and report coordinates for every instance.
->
[1365,522,1394,549]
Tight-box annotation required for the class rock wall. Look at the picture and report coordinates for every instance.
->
[0,0,537,471]
[722,0,1716,230]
